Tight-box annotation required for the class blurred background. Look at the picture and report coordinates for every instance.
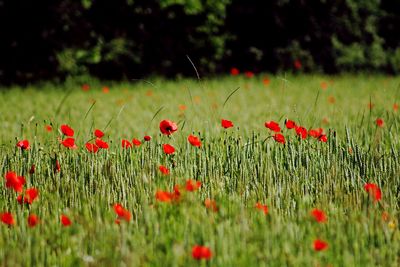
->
[0,0,399,85]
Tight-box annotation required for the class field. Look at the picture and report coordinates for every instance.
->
[0,74,399,266]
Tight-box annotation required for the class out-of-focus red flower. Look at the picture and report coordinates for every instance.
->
[263,77,271,86]
[230,67,239,76]
[204,198,218,212]
[265,121,281,132]
[364,183,382,202]
[163,144,175,155]
[376,118,384,127]
[295,126,308,139]
[62,138,77,149]
[19,187,39,205]
[185,179,201,192]
[245,71,254,78]
[121,139,132,149]
[81,84,90,91]
[311,209,327,223]
[16,140,30,150]
[313,239,328,251]
[61,214,72,227]
[155,190,174,202]
[61,125,74,137]
[5,171,25,192]
[285,120,296,129]
[95,138,109,149]
[1,212,15,226]
[144,135,151,141]
[393,103,399,112]
[159,165,170,175]
[273,133,285,144]
[132,138,142,146]
[27,214,39,227]
[320,81,328,90]
[294,59,302,70]
[45,125,53,132]
[85,143,99,153]
[94,129,104,138]
[255,202,268,215]
[113,203,131,223]
[221,119,234,129]
[159,120,178,135]
[102,86,110,93]
[192,245,212,260]
[188,135,201,147]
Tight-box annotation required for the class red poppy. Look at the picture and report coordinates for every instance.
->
[163,144,175,155]
[1,212,15,226]
[245,71,254,78]
[319,135,328,142]
[61,138,77,149]
[295,126,308,139]
[61,125,74,137]
[102,86,110,93]
[16,140,30,150]
[364,183,382,202]
[121,139,132,149]
[192,245,212,260]
[159,120,178,135]
[5,171,25,192]
[204,198,218,212]
[155,190,174,202]
[19,187,39,204]
[81,84,90,91]
[159,165,170,175]
[45,125,53,132]
[393,103,399,112]
[320,81,328,90]
[376,118,384,127]
[27,214,39,227]
[265,121,281,132]
[185,179,201,192]
[61,214,72,227]
[230,67,239,76]
[285,120,296,129]
[221,119,234,129]
[255,202,268,215]
[113,203,131,223]
[29,164,35,174]
[273,133,285,144]
[263,77,271,86]
[132,138,142,146]
[188,135,201,147]
[94,129,104,138]
[85,143,99,153]
[144,135,151,141]
[313,239,328,251]
[95,138,109,149]
[311,209,327,223]
[294,59,302,70]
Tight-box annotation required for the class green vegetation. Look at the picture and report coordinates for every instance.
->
[0,75,399,266]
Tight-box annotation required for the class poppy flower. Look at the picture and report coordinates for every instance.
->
[159,120,178,135]
[5,171,25,192]
[179,104,187,111]
[163,144,175,155]
[113,203,131,223]
[61,138,77,149]
[159,165,170,175]
[27,214,39,227]
[263,77,271,86]
[221,119,233,129]
[94,129,104,138]
[144,135,151,141]
[61,214,72,227]
[320,81,328,90]
[255,202,268,215]
[230,67,239,76]
[313,239,328,251]
[16,140,30,150]
[294,59,302,70]
[204,198,218,212]
[265,121,281,132]
[81,84,90,91]
[364,183,382,202]
[95,138,109,149]
[245,71,254,78]
[1,212,15,226]
[192,245,212,260]
[102,86,110,93]
[29,164,35,174]
[185,179,201,192]
[132,138,142,146]
[295,126,308,139]
[155,190,174,202]
[121,139,132,149]
[19,187,39,205]
[85,143,99,153]
[393,103,399,112]
[188,135,201,147]
[285,120,296,129]
[45,125,53,132]
[311,209,327,223]
[61,125,74,137]
[319,135,328,142]
[376,118,384,127]
[273,133,285,144]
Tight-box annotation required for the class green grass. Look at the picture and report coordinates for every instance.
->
[0,74,399,266]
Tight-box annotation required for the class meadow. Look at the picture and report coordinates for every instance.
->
[0,74,399,267]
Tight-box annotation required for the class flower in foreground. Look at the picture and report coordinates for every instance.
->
[121,139,132,149]
[1,212,15,226]
[144,135,151,141]
[295,126,308,139]
[364,183,382,202]
[61,124,74,137]
[17,187,39,205]
[255,202,268,215]
[192,245,212,260]
[285,120,296,129]
[376,118,384,127]
[62,138,77,149]
[313,239,328,251]
[221,119,234,129]
[265,121,281,132]
[311,209,327,223]
[5,171,25,192]
[132,138,141,146]
[273,133,285,144]
[85,143,99,153]
[230,67,239,76]
[95,138,109,149]
[16,140,30,150]
[61,214,72,227]
[94,129,104,138]
[188,135,201,147]
[159,120,178,135]
[158,165,170,175]
[163,144,175,155]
